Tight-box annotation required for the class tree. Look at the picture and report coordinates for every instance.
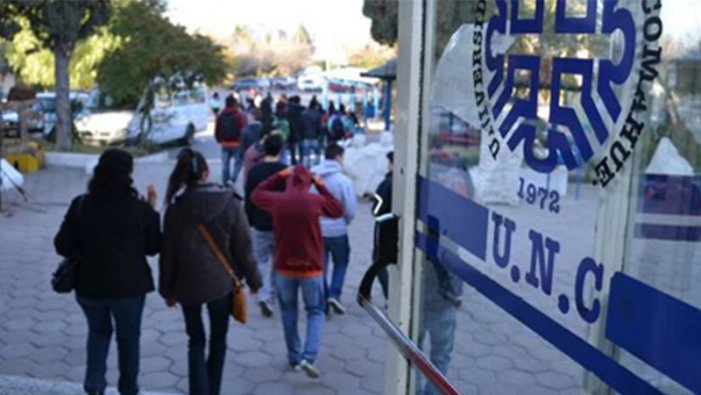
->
[346,42,397,69]
[0,0,22,211]
[97,0,227,106]
[7,0,111,149]
[225,24,313,78]
[363,0,477,58]
[362,0,398,46]
[5,19,117,90]
[293,24,313,47]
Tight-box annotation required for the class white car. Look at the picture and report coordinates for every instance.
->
[75,110,133,146]
[297,75,325,92]
[127,84,209,146]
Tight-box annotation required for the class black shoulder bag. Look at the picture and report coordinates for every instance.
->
[52,196,86,293]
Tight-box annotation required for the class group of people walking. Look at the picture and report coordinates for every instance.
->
[214,90,359,177]
[53,93,371,395]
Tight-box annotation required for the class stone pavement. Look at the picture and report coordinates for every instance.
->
[0,130,592,394]
[0,133,389,395]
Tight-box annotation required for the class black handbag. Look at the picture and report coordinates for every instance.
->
[52,255,80,293]
[52,195,85,294]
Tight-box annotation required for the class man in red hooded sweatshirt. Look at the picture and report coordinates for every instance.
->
[215,95,246,186]
[251,165,344,378]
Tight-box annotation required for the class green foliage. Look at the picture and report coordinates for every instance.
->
[97,0,227,106]
[1,0,111,149]
[9,0,111,54]
[5,19,117,89]
[363,0,476,56]
[0,41,8,73]
[362,0,398,46]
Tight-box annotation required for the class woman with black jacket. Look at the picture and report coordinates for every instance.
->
[159,148,262,395]
[54,148,161,395]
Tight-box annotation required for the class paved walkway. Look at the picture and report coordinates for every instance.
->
[0,132,388,394]
[0,129,591,394]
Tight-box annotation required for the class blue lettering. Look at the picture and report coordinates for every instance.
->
[575,257,604,323]
[491,212,516,269]
[525,230,560,295]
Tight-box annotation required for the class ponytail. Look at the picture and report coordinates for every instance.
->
[165,148,209,204]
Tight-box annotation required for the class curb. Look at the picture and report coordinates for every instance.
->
[0,375,177,395]
[45,151,169,174]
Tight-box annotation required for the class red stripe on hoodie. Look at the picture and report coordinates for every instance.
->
[251,165,344,277]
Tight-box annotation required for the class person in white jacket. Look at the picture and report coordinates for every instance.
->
[312,143,357,314]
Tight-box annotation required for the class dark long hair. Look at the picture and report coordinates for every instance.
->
[165,148,209,204]
[88,148,137,199]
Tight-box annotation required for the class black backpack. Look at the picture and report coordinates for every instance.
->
[218,111,242,141]
[331,116,345,139]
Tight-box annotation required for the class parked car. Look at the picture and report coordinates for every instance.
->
[231,77,270,91]
[37,91,92,140]
[270,77,296,90]
[2,101,46,138]
[297,75,324,92]
[125,84,209,146]
[75,108,134,146]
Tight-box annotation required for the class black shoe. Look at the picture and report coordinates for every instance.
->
[86,391,104,395]
[259,300,273,318]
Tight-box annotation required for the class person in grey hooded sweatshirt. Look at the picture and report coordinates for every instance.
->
[311,143,357,314]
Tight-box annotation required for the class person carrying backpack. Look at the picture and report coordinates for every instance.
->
[328,114,346,142]
[251,166,344,379]
[215,96,246,187]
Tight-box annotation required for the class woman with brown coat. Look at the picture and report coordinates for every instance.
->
[159,148,261,395]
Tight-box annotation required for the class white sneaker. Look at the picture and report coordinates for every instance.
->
[327,298,346,315]
[298,359,320,378]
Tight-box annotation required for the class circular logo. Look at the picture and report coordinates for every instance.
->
[472,0,663,186]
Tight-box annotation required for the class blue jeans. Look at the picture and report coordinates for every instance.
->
[181,293,231,395]
[323,235,351,301]
[300,139,321,168]
[275,273,325,365]
[251,229,276,303]
[417,289,457,395]
[76,295,145,395]
[221,146,242,185]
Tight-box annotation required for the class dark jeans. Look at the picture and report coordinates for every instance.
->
[378,266,389,299]
[76,294,145,395]
[181,293,231,395]
[288,141,299,165]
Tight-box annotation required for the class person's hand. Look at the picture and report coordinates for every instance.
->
[313,175,324,187]
[165,297,177,308]
[277,167,292,178]
[146,184,158,209]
